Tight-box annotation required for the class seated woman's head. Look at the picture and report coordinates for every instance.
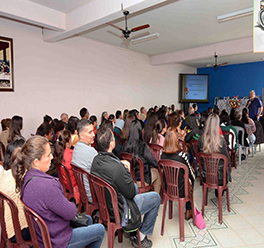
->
[220,111,230,125]
[234,110,242,121]
[11,136,52,191]
[36,122,53,141]
[8,115,23,143]
[68,116,79,135]
[3,139,25,170]
[163,128,180,154]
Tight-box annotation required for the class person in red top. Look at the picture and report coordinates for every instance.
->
[53,130,79,203]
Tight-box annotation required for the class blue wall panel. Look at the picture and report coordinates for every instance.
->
[197,61,264,113]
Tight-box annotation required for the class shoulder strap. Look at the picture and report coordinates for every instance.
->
[21,176,57,199]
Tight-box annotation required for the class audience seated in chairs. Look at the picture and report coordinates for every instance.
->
[72,119,97,203]
[11,135,105,248]
[53,130,80,204]
[198,113,231,197]
[0,139,30,243]
[149,119,167,147]
[91,126,160,248]
[123,120,161,194]
[161,128,195,220]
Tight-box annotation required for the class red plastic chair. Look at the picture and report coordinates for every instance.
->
[178,139,187,153]
[0,191,33,248]
[158,159,195,242]
[71,164,98,216]
[0,141,5,162]
[190,139,201,183]
[20,198,52,248]
[113,132,121,146]
[55,163,74,200]
[89,174,141,248]
[197,152,230,224]
[222,130,237,169]
[148,143,163,161]
[120,152,154,194]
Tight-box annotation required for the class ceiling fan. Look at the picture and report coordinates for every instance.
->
[106,9,150,39]
[213,52,228,69]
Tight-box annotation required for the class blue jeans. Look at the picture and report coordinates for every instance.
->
[67,215,105,248]
[134,192,160,236]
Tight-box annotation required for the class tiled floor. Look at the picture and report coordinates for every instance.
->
[101,145,264,248]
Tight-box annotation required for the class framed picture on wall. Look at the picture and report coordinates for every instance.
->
[0,36,14,91]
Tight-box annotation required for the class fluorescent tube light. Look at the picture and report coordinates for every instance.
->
[131,33,159,45]
[217,7,253,23]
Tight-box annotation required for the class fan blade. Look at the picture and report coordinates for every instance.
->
[106,22,125,32]
[218,62,228,67]
[131,24,150,32]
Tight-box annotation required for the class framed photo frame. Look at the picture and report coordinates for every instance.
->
[0,36,14,91]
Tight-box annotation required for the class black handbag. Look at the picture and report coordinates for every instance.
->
[70,212,90,228]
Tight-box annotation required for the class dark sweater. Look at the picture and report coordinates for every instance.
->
[91,152,136,221]
[22,168,76,248]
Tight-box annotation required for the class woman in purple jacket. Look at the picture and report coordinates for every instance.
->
[11,135,105,248]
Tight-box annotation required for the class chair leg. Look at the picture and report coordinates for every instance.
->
[108,224,114,248]
[178,199,185,242]
[205,187,208,206]
[226,188,230,212]
[238,146,241,166]
[191,200,196,227]
[218,188,223,224]
[202,185,207,217]
[169,200,173,219]
[161,196,168,236]
[118,229,123,243]
[136,229,142,248]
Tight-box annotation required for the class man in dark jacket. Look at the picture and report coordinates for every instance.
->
[91,126,160,248]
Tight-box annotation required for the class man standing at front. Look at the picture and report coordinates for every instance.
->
[91,126,160,248]
[72,119,97,202]
[246,90,263,121]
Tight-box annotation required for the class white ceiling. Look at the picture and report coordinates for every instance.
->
[3,0,262,68]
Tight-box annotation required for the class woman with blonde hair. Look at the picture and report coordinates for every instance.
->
[198,113,231,194]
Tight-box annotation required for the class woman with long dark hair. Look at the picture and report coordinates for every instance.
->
[8,115,24,143]
[123,120,161,193]
[143,112,158,144]
[121,113,135,142]
[241,107,256,149]
[161,128,195,220]
[53,130,79,203]
[11,135,105,248]
[150,119,167,147]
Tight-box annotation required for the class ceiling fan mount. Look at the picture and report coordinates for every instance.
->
[106,9,150,39]
[213,52,228,69]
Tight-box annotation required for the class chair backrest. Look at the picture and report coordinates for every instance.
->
[244,124,251,136]
[197,152,228,187]
[178,139,187,153]
[0,190,31,247]
[190,139,199,166]
[113,132,121,146]
[71,164,98,215]
[233,126,245,146]
[148,143,163,161]
[89,174,121,226]
[157,159,189,200]
[55,163,74,200]
[120,152,136,182]
[120,152,153,193]
[222,130,235,151]
[0,141,5,162]
[20,198,52,248]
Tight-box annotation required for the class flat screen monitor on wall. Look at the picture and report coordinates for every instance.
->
[179,74,209,103]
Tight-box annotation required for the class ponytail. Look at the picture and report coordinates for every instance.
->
[11,147,27,192]
[53,130,71,165]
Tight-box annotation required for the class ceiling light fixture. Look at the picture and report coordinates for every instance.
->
[217,7,253,23]
[131,33,160,45]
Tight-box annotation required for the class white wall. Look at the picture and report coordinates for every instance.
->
[0,18,196,138]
